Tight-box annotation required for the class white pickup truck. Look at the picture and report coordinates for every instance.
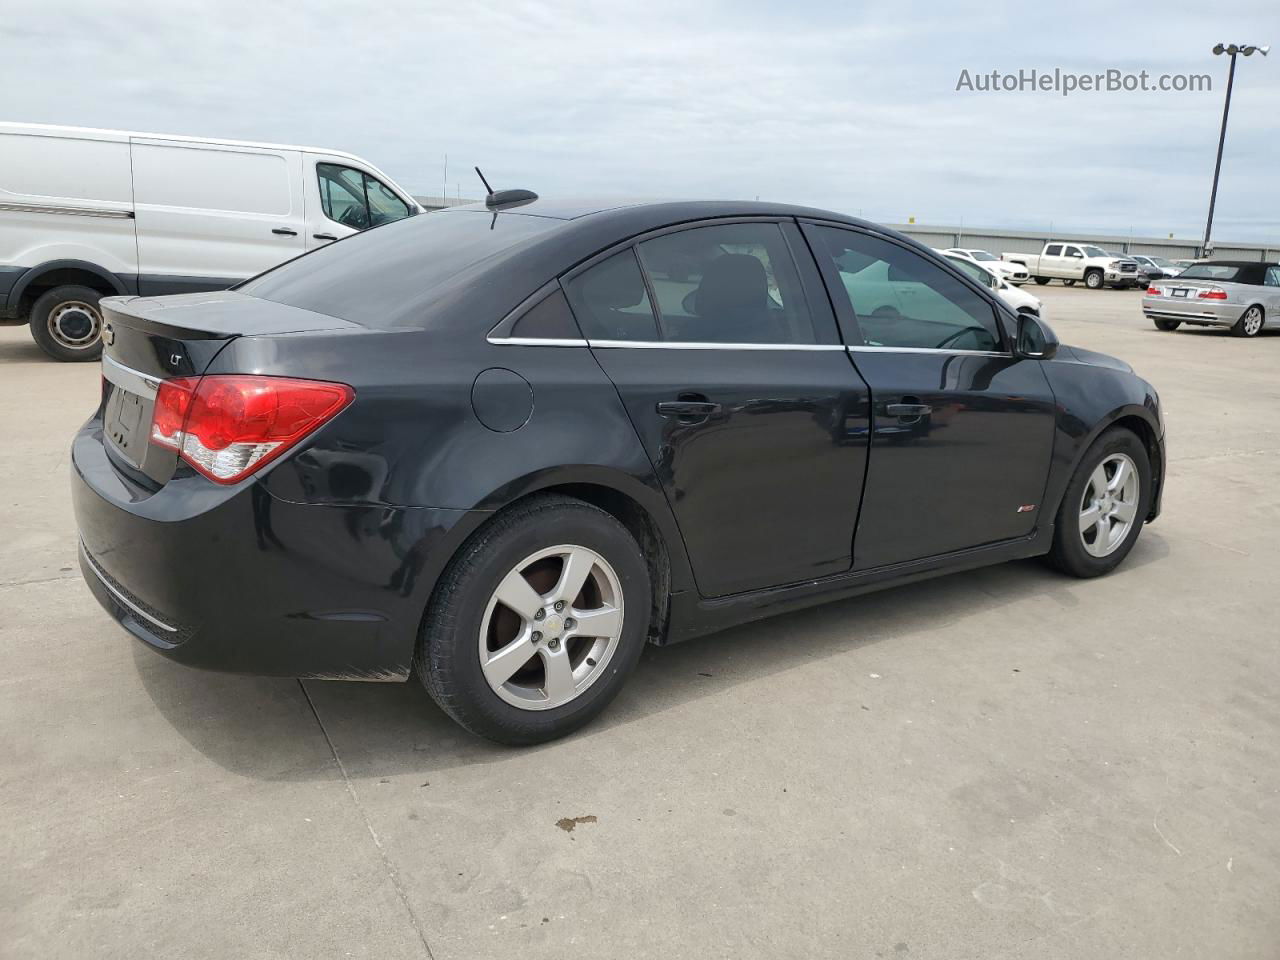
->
[1002,243,1141,290]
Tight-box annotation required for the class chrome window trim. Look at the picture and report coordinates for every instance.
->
[102,354,161,398]
[485,336,589,347]
[847,345,1013,358]
[588,339,846,351]
[0,201,134,219]
[78,541,178,634]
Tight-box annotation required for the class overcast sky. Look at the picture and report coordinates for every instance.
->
[3,0,1277,241]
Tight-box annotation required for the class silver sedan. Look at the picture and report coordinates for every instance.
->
[1143,261,1280,338]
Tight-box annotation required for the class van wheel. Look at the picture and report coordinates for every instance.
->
[1232,306,1264,338]
[1084,270,1104,289]
[1153,319,1181,331]
[1033,277,1050,285]
[29,285,105,362]
[416,495,651,745]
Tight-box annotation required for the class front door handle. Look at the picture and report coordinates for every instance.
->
[886,403,931,418]
[657,399,721,422]
[313,233,338,242]
[272,228,298,236]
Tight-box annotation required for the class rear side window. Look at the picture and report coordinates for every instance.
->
[1044,244,1062,256]
[563,250,659,342]
[317,163,410,229]
[240,210,559,328]
[637,222,816,344]
[811,226,1002,351]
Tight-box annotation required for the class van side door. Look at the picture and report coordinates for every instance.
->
[130,139,305,295]
[302,154,415,251]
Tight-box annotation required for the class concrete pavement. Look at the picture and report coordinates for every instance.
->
[2,285,1278,959]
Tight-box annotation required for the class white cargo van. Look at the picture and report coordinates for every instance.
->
[0,123,422,360]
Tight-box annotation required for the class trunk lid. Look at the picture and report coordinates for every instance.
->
[99,291,358,487]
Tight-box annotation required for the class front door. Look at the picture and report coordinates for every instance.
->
[304,156,414,251]
[562,220,872,598]
[804,223,1057,569]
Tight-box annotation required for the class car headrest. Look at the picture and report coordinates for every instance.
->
[693,254,768,318]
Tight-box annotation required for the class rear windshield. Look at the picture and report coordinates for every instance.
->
[239,210,560,327]
[1178,264,1243,281]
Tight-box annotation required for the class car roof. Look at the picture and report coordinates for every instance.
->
[440,196,875,226]
[1197,260,1279,268]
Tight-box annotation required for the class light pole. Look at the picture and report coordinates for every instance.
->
[1202,43,1269,256]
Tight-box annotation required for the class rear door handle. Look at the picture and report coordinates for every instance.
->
[313,233,338,241]
[886,403,931,418]
[657,399,721,422]
[272,228,298,236]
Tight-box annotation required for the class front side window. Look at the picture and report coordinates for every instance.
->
[317,163,410,230]
[636,222,815,344]
[1266,266,1280,287]
[812,226,1002,352]
[947,256,996,289]
[1064,246,1084,258]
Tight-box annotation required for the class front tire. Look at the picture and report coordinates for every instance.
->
[1153,319,1181,332]
[28,285,106,362]
[1045,427,1151,578]
[416,495,651,745]
[1084,270,1103,290]
[1232,305,1264,338]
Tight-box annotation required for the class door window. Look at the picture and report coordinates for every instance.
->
[562,249,660,341]
[636,222,816,344]
[812,227,1002,352]
[1266,266,1280,287]
[1044,244,1062,256]
[1063,246,1083,259]
[317,163,410,230]
[946,255,997,289]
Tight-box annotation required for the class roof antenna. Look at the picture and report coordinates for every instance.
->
[473,165,539,209]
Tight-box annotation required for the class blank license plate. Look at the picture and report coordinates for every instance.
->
[1172,288,1190,298]
[105,388,147,466]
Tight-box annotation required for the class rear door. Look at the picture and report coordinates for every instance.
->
[564,219,872,598]
[131,139,305,295]
[804,223,1056,568]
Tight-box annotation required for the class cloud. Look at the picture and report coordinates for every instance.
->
[2,0,1276,241]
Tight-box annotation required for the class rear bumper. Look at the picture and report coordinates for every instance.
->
[1141,298,1238,326]
[71,417,475,680]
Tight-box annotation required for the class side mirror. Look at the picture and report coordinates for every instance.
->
[1016,311,1058,359]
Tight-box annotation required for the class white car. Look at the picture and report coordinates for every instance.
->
[1129,254,1182,279]
[944,248,1029,285]
[0,122,422,360]
[940,252,1044,316]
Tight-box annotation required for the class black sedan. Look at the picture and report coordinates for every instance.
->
[73,196,1166,745]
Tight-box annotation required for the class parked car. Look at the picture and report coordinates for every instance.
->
[0,122,422,361]
[943,248,1029,285]
[1143,260,1280,337]
[73,197,1165,745]
[1130,254,1183,279]
[1114,252,1164,289]
[939,251,1043,315]
[1003,243,1141,289]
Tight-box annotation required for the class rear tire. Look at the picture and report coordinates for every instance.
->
[416,495,651,745]
[1153,319,1181,332]
[1084,270,1103,290]
[1045,427,1151,579]
[28,285,105,362]
[1232,305,1264,338]
[1033,277,1050,286]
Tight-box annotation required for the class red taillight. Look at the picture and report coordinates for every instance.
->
[149,375,353,484]
[1197,287,1228,300]
[1146,285,1163,296]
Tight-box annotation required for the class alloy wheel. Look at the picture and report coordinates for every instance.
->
[1078,453,1140,558]
[47,300,103,350]
[1242,307,1263,337]
[478,545,624,710]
